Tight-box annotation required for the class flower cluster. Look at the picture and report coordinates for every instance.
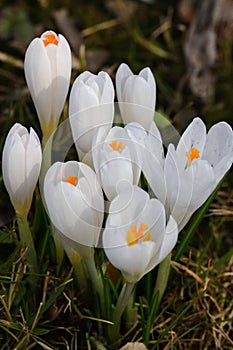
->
[1,31,233,337]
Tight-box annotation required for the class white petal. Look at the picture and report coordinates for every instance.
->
[25,128,42,200]
[203,122,233,184]
[147,121,164,163]
[24,38,52,127]
[139,67,156,104]
[143,122,166,203]
[98,71,115,104]
[122,76,155,129]
[3,133,26,208]
[99,154,134,201]
[176,117,206,169]
[170,158,215,231]
[107,185,149,229]
[116,63,133,102]
[157,215,178,264]
[141,198,166,246]
[164,144,182,213]
[125,122,146,184]
[52,34,71,124]
[92,126,108,173]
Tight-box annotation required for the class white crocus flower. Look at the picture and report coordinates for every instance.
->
[69,71,114,164]
[43,161,104,257]
[103,186,178,284]
[165,118,233,230]
[116,63,156,130]
[92,123,146,201]
[143,117,233,231]
[24,30,71,142]
[2,123,42,216]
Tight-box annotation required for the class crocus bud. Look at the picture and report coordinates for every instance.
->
[116,63,156,130]
[2,123,42,216]
[24,30,72,142]
[69,71,114,163]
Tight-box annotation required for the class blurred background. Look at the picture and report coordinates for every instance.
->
[0,0,232,135]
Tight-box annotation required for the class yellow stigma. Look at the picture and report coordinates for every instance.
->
[127,223,151,246]
[185,147,200,166]
[109,140,124,151]
[65,176,78,186]
[42,33,58,46]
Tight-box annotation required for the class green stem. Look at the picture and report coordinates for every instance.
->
[16,213,37,273]
[152,252,171,304]
[40,132,65,269]
[83,252,106,322]
[40,133,53,186]
[51,225,64,274]
[84,253,100,293]
[123,289,137,331]
[66,249,89,294]
[108,282,135,344]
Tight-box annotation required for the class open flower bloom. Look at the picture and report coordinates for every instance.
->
[143,117,233,231]
[92,123,146,201]
[2,123,42,215]
[103,186,178,283]
[24,30,71,141]
[69,71,114,164]
[116,63,156,130]
[165,118,233,230]
[43,161,104,256]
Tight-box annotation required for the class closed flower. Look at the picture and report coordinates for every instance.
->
[24,30,71,142]
[2,123,42,215]
[69,71,114,163]
[43,161,104,256]
[116,63,156,130]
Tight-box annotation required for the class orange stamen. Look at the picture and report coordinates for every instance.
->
[65,176,78,186]
[42,33,59,46]
[109,140,124,151]
[127,223,151,246]
[185,147,200,166]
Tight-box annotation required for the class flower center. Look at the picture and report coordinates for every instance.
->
[109,140,124,151]
[65,176,78,186]
[127,223,150,246]
[42,32,59,46]
[185,147,200,166]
